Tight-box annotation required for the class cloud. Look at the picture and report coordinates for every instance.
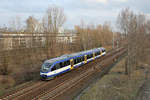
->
[81,0,108,4]
[0,0,150,29]
[81,0,128,4]
[112,0,128,3]
[92,0,108,4]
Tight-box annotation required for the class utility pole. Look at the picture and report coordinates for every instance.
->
[117,40,119,48]
[112,32,114,49]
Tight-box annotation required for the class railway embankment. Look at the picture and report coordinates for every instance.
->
[79,57,150,100]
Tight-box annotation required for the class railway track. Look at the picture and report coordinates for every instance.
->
[39,48,126,100]
[33,68,94,100]
[0,47,125,100]
[1,81,45,100]
[47,49,126,100]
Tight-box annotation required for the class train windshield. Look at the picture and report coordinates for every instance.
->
[41,63,52,72]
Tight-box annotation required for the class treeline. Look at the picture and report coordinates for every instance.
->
[117,8,150,76]
[74,22,114,51]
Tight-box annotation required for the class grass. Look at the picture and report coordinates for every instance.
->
[79,57,147,100]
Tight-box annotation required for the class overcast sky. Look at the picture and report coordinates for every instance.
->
[0,0,150,29]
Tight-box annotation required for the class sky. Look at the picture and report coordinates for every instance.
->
[0,0,150,29]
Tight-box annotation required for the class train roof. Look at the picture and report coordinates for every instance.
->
[44,47,104,64]
[44,56,68,64]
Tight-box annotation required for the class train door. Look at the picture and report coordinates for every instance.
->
[70,59,74,70]
[93,52,95,60]
[84,55,87,64]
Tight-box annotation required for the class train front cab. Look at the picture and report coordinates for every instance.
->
[102,48,106,56]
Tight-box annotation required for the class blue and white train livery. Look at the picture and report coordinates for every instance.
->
[40,47,106,80]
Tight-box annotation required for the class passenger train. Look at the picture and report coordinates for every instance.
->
[40,47,106,80]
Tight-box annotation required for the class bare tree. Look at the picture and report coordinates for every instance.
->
[75,20,113,51]
[117,8,137,75]
[26,16,40,32]
[9,16,22,32]
[42,5,66,58]
[117,8,149,76]
[42,5,66,33]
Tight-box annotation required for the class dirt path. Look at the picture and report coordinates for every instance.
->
[136,79,150,100]
[136,64,150,100]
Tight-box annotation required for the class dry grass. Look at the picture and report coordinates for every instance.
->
[80,57,148,100]
[0,75,15,95]
[104,45,112,52]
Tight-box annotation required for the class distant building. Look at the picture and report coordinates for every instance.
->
[58,27,65,33]
[0,30,77,50]
[56,27,76,43]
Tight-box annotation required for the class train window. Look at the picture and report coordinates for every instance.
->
[67,60,70,65]
[81,56,83,61]
[89,54,91,58]
[78,58,80,62]
[60,62,64,68]
[76,58,78,63]
[95,52,97,56]
[51,66,56,71]
[76,59,78,64]
[79,57,82,62]
[74,59,77,64]
[64,61,67,66]
[82,56,84,61]
[87,55,90,59]
[56,63,60,69]
[63,60,70,66]
[63,62,65,67]
[77,57,81,63]
[96,52,98,56]
[87,54,92,59]
[77,58,79,63]
[90,54,93,58]
[97,51,100,55]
